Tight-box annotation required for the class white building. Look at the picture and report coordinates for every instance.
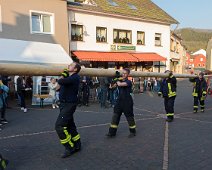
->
[67,0,178,72]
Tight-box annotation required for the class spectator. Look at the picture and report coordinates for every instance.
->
[99,77,109,108]
[17,76,27,113]
[81,76,91,106]
[143,78,148,92]
[0,76,9,129]
[48,77,59,109]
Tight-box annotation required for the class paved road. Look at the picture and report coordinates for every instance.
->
[1,80,212,170]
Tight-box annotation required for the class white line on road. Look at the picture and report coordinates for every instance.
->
[162,122,169,170]
[0,117,160,140]
[178,117,212,124]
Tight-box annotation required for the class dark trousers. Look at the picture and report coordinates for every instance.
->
[18,91,26,108]
[164,97,176,118]
[194,96,205,110]
[1,105,6,120]
[100,87,108,107]
[82,85,90,105]
[55,102,81,150]
[109,96,136,135]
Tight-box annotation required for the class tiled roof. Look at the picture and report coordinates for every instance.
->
[67,0,179,24]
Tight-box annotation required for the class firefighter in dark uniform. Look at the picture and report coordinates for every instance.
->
[0,154,8,170]
[55,62,81,158]
[189,72,207,113]
[106,68,136,138]
[158,70,177,122]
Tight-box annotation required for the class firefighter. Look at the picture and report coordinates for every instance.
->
[0,154,8,170]
[106,68,136,138]
[189,72,207,113]
[158,70,177,122]
[55,62,81,158]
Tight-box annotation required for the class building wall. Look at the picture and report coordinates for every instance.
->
[69,11,171,70]
[206,38,212,70]
[193,54,206,68]
[0,0,69,52]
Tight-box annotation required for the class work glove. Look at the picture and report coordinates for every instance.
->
[202,91,207,97]
[61,69,69,78]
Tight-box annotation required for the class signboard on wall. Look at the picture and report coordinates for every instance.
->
[117,45,136,51]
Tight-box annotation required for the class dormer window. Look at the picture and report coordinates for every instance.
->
[68,0,97,6]
[107,0,118,7]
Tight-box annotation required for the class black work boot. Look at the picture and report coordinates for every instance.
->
[193,109,198,113]
[166,116,174,122]
[74,140,81,152]
[128,128,136,138]
[61,146,75,158]
[201,108,205,113]
[106,127,117,138]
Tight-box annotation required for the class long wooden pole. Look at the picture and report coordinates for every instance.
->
[0,62,198,78]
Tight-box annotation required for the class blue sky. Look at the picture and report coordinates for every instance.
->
[152,0,212,29]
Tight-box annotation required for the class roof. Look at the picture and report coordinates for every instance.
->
[72,51,166,62]
[67,0,179,25]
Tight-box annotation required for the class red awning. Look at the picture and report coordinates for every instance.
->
[130,53,167,62]
[73,51,167,62]
[73,51,138,62]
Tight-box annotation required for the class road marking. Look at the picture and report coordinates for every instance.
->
[0,117,160,140]
[178,117,212,124]
[177,107,212,116]
[162,122,169,170]
[134,106,161,115]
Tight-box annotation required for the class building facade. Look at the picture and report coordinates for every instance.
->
[68,0,178,72]
[185,53,206,72]
[0,0,69,52]
[170,32,186,74]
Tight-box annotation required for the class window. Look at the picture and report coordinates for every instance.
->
[71,24,83,41]
[190,59,193,62]
[96,27,107,43]
[203,64,205,67]
[170,39,175,51]
[200,58,203,61]
[128,3,137,10]
[198,64,201,67]
[155,33,162,46]
[107,0,119,6]
[0,6,2,32]
[30,11,54,34]
[137,31,145,45]
[113,29,132,44]
[70,0,97,6]
[176,42,180,53]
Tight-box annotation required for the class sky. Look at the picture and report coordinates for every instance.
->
[152,0,212,29]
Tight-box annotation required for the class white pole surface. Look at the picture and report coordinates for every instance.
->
[0,62,199,78]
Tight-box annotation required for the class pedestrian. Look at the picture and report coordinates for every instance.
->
[143,78,147,92]
[48,77,59,109]
[55,62,81,158]
[99,76,109,108]
[17,76,27,113]
[81,76,90,106]
[158,70,177,122]
[189,72,207,113]
[106,68,136,138]
[0,77,9,129]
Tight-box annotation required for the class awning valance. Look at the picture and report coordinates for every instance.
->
[73,51,167,62]
[73,51,138,62]
[130,53,167,62]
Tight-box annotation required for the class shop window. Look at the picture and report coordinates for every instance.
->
[155,33,162,46]
[71,24,83,41]
[113,29,132,44]
[30,11,54,34]
[137,31,145,45]
[96,27,107,43]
